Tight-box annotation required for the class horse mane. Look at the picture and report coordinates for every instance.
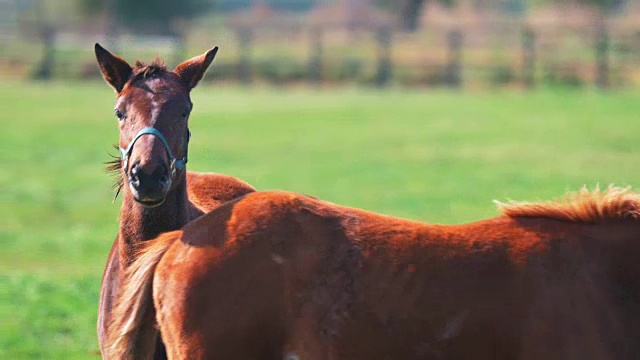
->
[132,58,168,82]
[106,231,181,359]
[496,185,640,222]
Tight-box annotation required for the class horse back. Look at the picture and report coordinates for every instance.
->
[343,214,640,359]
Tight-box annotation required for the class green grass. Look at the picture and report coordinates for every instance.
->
[1,81,638,358]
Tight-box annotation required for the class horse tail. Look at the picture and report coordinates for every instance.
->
[106,231,180,360]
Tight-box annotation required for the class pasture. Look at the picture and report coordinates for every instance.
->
[1,82,638,358]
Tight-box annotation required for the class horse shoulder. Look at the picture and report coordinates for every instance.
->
[154,192,340,358]
[153,196,285,358]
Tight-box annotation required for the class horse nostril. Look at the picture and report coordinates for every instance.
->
[159,174,169,186]
[130,163,138,175]
[129,164,141,186]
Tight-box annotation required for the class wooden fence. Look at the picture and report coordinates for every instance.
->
[211,18,639,89]
[4,13,640,89]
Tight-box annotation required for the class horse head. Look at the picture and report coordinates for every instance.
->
[95,43,218,207]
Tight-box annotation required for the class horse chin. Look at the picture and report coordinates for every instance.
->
[135,197,166,208]
[128,181,171,208]
[130,188,169,208]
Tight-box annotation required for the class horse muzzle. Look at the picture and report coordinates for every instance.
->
[128,162,171,207]
[120,127,188,208]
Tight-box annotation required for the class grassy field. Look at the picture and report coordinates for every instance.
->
[1,82,638,358]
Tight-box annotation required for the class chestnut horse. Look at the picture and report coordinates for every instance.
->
[108,186,640,359]
[94,44,255,359]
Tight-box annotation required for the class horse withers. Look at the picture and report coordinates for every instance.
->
[94,44,255,359]
[109,186,640,359]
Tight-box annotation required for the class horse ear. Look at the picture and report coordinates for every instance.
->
[94,43,132,93]
[173,47,219,90]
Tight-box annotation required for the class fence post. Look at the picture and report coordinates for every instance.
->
[34,25,56,80]
[375,26,392,87]
[446,29,462,88]
[521,27,536,88]
[308,27,323,85]
[237,28,253,84]
[595,22,610,89]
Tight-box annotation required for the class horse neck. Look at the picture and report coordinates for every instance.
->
[118,173,189,266]
[582,220,640,263]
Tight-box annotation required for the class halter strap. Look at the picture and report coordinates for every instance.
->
[119,127,189,178]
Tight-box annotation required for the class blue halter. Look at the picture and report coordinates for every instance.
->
[119,127,189,178]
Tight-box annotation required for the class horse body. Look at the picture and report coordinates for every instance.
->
[97,172,254,355]
[93,44,255,358]
[109,188,640,359]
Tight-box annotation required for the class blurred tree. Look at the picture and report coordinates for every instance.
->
[576,0,625,12]
[399,0,426,31]
[375,0,454,32]
[554,0,627,12]
[78,0,211,34]
[115,0,209,33]
[503,0,527,15]
[77,0,104,15]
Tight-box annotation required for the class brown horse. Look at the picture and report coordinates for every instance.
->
[94,44,255,358]
[108,186,640,359]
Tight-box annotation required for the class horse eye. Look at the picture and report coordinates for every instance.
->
[115,110,125,121]
[181,111,189,120]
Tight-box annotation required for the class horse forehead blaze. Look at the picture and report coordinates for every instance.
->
[118,81,191,127]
